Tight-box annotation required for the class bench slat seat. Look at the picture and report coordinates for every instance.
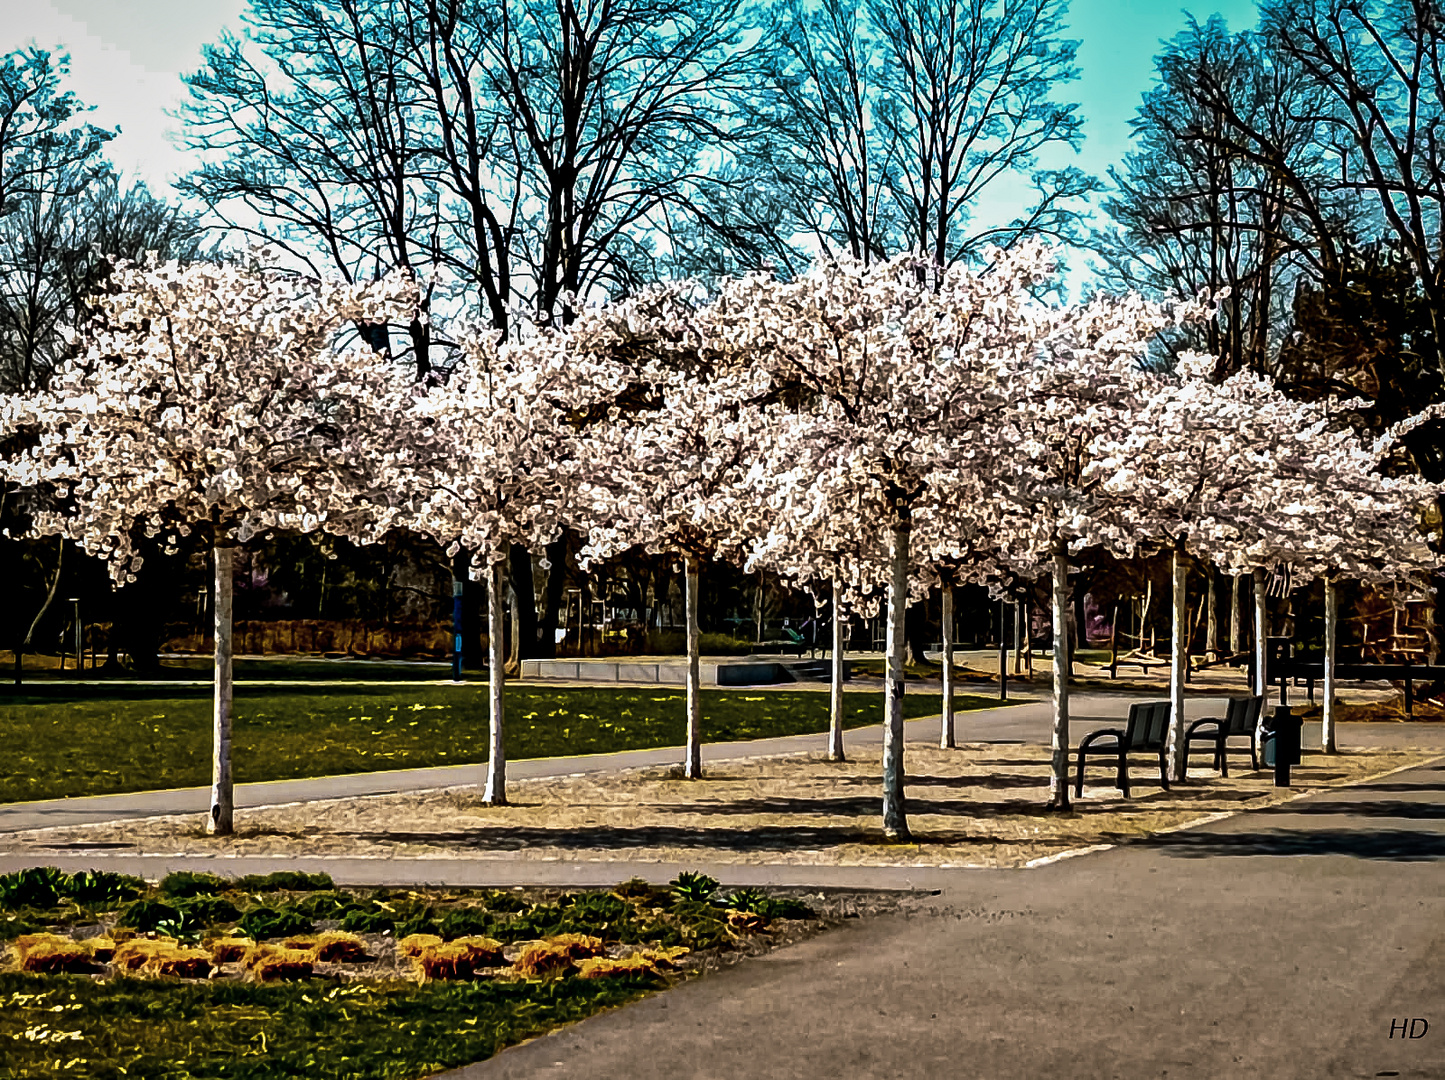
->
[1074,700,1171,798]
[1182,695,1263,778]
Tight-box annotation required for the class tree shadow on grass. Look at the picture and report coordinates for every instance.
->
[1138,828,1445,861]
[909,773,1048,791]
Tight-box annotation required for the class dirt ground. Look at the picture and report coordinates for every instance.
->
[4,743,1436,868]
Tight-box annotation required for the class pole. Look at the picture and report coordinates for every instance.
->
[941,584,956,749]
[1323,578,1338,753]
[998,599,1008,701]
[828,580,845,761]
[1230,572,1243,656]
[451,577,464,681]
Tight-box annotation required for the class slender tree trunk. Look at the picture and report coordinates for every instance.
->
[1167,549,1188,781]
[684,555,702,779]
[1206,571,1219,659]
[14,537,63,686]
[1253,568,1269,696]
[1049,543,1071,809]
[882,521,910,839]
[1230,573,1243,654]
[207,543,235,836]
[828,579,846,762]
[1253,567,1269,763]
[506,581,521,674]
[483,560,507,805]
[1323,578,1338,754]
[940,584,955,749]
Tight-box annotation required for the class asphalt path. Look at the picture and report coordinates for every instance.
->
[450,756,1445,1080]
[4,693,1443,834]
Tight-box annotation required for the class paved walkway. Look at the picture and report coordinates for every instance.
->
[446,756,1445,1080]
[4,692,1443,835]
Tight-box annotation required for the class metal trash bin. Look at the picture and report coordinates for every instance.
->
[1261,706,1302,786]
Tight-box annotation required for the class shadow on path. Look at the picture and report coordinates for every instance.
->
[1140,827,1445,860]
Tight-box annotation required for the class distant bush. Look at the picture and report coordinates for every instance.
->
[236,871,334,893]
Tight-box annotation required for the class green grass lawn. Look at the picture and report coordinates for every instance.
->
[0,868,802,1079]
[0,973,653,1079]
[0,684,997,804]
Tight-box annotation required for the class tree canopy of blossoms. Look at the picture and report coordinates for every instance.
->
[569,286,775,779]
[364,320,625,804]
[0,258,418,834]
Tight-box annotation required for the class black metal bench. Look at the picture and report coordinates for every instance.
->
[1182,695,1263,778]
[1074,700,1172,798]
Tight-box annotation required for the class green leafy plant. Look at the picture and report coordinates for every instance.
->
[239,906,313,940]
[759,896,815,920]
[720,888,767,914]
[0,867,68,910]
[670,872,719,903]
[236,871,334,892]
[66,870,145,906]
[293,890,363,919]
[118,899,182,933]
[176,895,241,927]
[439,907,497,941]
[339,906,395,934]
[159,871,229,899]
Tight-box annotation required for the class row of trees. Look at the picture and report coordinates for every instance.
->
[3,242,1436,839]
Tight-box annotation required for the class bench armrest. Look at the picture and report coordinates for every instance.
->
[1078,728,1126,752]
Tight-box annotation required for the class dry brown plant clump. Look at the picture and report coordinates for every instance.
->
[112,938,179,973]
[85,937,117,964]
[398,933,444,958]
[542,933,605,960]
[512,941,577,979]
[575,955,657,980]
[304,931,370,963]
[637,945,690,969]
[242,944,315,981]
[149,947,212,979]
[11,933,93,974]
[206,936,255,964]
[410,936,505,982]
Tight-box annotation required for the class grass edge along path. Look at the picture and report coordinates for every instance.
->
[0,685,991,806]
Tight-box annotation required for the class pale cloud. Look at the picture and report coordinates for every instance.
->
[2,1,243,191]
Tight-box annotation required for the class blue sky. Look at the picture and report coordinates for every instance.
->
[9,0,1261,240]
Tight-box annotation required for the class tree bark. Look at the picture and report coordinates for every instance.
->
[684,554,702,779]
[14,537,63,687]
[1253,568,1269,696]
[1230,572,1243,654]
[483,559,507,805]
[1048,542,1071,809]
[828,579,846,762]
[1323,577,1338,754]
[940,584,956,749]
[882,520,910,839]
[207,543,235,836]
[1253,567,1269,763]
[1167,548,1188,782]
[536,534,569,660]
[506,580,521,675]
[1206,570,1219,659]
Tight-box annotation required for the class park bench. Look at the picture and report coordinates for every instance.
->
[1182,695,1264,778]
[1074,699,1172,798]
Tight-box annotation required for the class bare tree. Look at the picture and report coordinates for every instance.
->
[180,0,445,376]
[1093,15,1346,376]
[1259,0,1445,380]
